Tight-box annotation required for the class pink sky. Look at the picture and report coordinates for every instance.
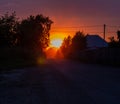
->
[0,0,120,40]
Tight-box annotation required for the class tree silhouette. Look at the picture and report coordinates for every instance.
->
[60,31,86,58]
[117,30,120,43]
[109,36,115,43]
[108,35,120,47]
[71,31,86,51]
[19,14,53,52]
[0,12,19,47]
[60,35,72,57]
[108,31,120,47]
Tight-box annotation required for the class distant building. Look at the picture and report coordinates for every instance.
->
[86,35,108,50]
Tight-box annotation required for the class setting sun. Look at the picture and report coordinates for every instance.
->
[51,39,63,48]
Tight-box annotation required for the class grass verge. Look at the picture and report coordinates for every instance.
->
[0,47,41,72]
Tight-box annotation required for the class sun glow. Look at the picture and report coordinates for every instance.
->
[45,32,65,59]
[51,39,63,48]
[49,32,67,48]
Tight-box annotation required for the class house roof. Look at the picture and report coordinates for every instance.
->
[86,35,108,49]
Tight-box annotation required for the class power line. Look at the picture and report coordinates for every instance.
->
[51,25,120,29]
[51,25,120,40]
[52,25,102,29]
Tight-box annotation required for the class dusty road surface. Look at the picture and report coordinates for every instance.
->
[0,59,120,104]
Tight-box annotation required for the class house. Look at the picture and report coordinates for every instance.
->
[86,34,108,50]
[69,34,108,60]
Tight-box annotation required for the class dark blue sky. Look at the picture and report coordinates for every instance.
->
[0,0,120,39]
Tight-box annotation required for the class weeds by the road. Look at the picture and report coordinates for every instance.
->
[0,47,40,72]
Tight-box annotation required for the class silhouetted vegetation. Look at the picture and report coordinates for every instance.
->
[0,12,52,50]
[108,31,120,48]
[60,31,120,66]
[0,12,19,47]
[117,30,120,43]
[60,35,72,58]
[60,31,86,58]
[1,12,120,69]
[71,31,86,51]
[108,36,120,47]
[18,15,53,52]
[0,12,53,70]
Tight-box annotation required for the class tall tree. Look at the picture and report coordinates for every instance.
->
[19,14,53,52]
[60,31,86,58]
[60,35,72,57]
[0,12,19,47]
[117,30,120,43]
[71,31,86,51]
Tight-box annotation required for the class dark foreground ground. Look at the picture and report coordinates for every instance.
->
[0,59,120,104]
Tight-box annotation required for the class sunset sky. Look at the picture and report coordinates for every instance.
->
[0,0,120,40]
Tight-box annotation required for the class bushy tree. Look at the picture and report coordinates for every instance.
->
[0,12,19,47]
[71,31,86,51]
[60,31,86,58]
[108,31,120,47]
[108,36,120,47]
[117,30,120,43]
[60,35,72,57]
[19,15,53,52]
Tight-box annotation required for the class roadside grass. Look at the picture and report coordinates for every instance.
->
[0,47,40,72]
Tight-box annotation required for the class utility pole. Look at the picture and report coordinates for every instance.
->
[103,24,106,40]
